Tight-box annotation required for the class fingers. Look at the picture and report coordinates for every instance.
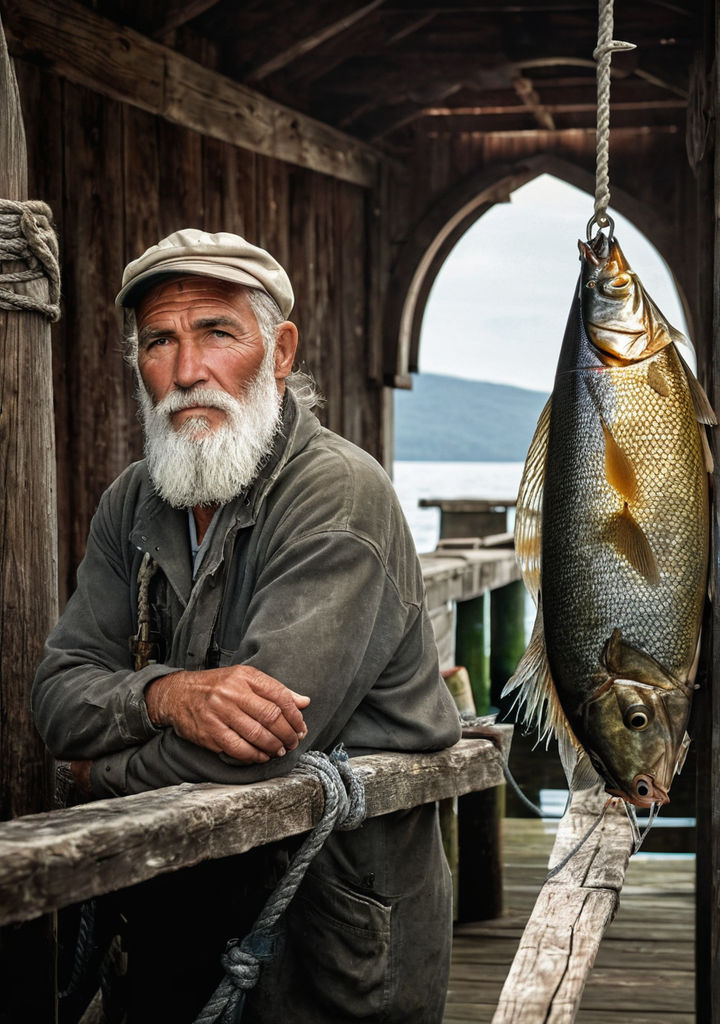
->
[242,667,310,741]
[147,667,311,762]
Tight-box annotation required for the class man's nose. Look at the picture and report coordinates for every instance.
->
[174,338,209,389]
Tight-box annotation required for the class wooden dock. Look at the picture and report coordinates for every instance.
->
[444,817,695,1023]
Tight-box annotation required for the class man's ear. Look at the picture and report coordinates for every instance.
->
[274,322,299,382]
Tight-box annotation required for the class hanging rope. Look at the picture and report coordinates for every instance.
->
[0,198,61,321]
[587,0,636,240]
[193,746,366,1024]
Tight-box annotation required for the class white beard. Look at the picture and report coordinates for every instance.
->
[138,349,283,508]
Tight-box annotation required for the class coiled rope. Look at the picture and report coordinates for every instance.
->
[587,0,636,240]
[193,746,366,1024]
[0,198,61,321]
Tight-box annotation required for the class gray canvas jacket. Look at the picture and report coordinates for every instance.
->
[33,388,461,1022]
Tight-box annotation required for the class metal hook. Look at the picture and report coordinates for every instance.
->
[586,212,615,244]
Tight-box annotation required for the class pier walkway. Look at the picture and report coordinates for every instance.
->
[444,816,695,1023]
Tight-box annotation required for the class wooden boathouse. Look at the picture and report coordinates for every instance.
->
[0,1,717,1020]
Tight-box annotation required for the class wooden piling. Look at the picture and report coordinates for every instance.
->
[0,15,60,1022]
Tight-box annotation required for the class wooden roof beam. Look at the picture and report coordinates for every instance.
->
[245,0,386,83]
[148,0,222,42]
[2,0,383,188]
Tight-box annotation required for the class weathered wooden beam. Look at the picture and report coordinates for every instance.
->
[246,0,385,82]
[420,547,521,608]
[2,0,381,188]
[0,12,57,821]
[0,735,511,927]
[492,787,634,1024]
[149,0,222,40]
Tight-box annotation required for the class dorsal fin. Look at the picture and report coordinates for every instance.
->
[601,417,638,501]
[513,396,551,604]
[602,503,659,584]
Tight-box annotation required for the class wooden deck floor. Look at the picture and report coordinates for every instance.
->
[444,817,695,1023]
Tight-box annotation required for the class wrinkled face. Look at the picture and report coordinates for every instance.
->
[579,238,673,363]
[578,680,692,807]
[136,276,294,433]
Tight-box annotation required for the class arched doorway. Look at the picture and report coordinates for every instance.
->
[393,171,692,553]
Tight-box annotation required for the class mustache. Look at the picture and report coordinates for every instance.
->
[153,386,242,417]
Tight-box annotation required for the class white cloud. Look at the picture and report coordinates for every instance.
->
[419,174,691,392]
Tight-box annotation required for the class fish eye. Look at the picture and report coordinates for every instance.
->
[635,777,651,798]
[586,281,596,289]
[624,704,652,731]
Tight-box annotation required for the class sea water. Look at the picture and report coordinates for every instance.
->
[392,460,524,554]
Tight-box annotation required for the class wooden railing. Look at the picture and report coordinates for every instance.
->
[0,734,511,928]
[492,787,634,1024]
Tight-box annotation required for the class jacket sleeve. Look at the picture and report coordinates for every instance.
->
[32,483,178,760]
[89,527,460,797]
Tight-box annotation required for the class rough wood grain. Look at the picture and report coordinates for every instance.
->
[0,735,511,927]
[2,0,380,187]
[492,787,634,1024]
[0,12,58,820]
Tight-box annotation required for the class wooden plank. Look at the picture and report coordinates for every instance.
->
[0,12,58,821]
[421,547,521,610]
[0,17,60,1021]
[492,788,634,1024]
[246,0,386,82]
[0,735,511,927]
[2,0,380,188]
[62,81,130,570]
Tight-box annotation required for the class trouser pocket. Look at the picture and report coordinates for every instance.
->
[248,869,392,1023]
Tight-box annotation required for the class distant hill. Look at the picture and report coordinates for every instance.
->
[394,373,549,461]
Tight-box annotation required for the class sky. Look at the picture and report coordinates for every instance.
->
[418,174,692,393]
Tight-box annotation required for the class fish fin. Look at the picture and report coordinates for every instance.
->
[600,417,638,501]
[641,284,690,354]
[514,396,551,603]
[502,599,569,746]
[699,423,714,473]
[557,731,601,792]
[647,361,670,397]
[602,503,660,584]
[601,627,677,689]
[675,347,717,425]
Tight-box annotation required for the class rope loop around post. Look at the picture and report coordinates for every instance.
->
[591,0,636,238]
[0,198,61,321]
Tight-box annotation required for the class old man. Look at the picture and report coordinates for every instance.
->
[33,229,461,1023]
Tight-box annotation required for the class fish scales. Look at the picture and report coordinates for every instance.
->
[543,343,708,711]
[507,235,713,807]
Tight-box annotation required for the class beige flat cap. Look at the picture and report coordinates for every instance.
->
[115,228,294,317]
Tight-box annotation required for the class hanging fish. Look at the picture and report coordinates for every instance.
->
[505,233,715,808]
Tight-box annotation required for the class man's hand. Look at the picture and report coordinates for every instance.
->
[145,666,310,764]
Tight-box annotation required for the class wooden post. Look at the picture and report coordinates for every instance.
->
[0,12,58,820]
[455,595,491,714]
[0,14,60,1023]
[490,580,527,707]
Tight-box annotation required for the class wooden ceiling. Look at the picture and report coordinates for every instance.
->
[76,0,703,154]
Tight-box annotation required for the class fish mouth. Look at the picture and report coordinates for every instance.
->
[605,773,670,808]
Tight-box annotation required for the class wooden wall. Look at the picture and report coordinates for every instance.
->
[15,58,385,605]
[386,123,710,384]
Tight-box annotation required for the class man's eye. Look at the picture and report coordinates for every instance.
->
[211,329,232,340]
[145,337,169,349]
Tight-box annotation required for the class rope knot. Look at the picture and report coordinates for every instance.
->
[0,198,61,321]
[193,746,366,1024]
